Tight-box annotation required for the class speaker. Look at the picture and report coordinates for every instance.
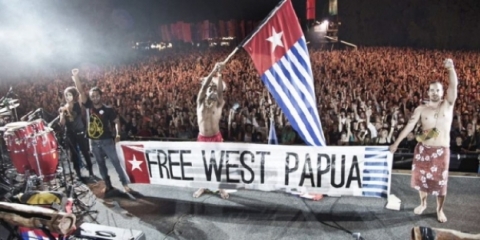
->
[76,223,146,240]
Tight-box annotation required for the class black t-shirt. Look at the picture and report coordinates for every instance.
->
[83,99,118,140]
[65,102,85,134]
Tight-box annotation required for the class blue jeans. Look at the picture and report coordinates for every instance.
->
[90,138,130,186]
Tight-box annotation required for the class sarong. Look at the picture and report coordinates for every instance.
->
[197,132,223,142]
[197,132,224,192]
[411,143,450,196]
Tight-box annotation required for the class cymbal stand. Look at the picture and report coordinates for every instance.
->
[56,128,76,186]
[29,137,44,181]
[67,184,99,224]
[58,145,75,187]
[9,106,18,122]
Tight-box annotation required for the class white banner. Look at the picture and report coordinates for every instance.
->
[116,141,393,198]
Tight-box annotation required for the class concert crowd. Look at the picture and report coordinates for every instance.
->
[1,46,479,168]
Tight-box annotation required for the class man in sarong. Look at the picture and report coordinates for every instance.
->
[390,59,457,223]
[192,62,230,199]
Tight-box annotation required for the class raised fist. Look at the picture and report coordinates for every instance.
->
[443,59,454,70]
[72,68,79,76]
[214,62,225,72]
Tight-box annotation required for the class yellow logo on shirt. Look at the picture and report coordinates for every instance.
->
[88,114,104,139]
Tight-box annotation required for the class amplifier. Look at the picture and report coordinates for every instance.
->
[76,223,146,240]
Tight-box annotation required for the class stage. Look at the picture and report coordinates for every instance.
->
[86,161,480,240]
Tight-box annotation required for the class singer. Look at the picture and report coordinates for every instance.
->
[59,86,94,181]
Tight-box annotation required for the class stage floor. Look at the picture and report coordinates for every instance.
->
[84,161,480,240]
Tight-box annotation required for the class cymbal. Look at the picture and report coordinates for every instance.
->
[0,103,19,112]
[0,112,11,116]
[0,99,19,106]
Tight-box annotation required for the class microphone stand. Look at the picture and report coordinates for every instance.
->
[49,116,75,187]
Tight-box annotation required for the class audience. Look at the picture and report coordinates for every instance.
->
[1,46,479,158]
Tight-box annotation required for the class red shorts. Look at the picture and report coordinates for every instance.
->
[197,132,223,142]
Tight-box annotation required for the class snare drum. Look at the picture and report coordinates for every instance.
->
[26,128,59,181]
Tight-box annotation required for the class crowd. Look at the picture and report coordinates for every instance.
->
[1,47,479,160]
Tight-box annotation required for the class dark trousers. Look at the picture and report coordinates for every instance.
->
[67,131,93,177]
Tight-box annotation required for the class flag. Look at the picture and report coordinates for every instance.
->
[268,118,278,145]
[241,0,326,146]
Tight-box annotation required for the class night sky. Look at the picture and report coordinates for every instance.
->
[0,0,326,76]
[0,0,479,77]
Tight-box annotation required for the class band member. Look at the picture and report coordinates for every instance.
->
[71,69,136,195]
[193,62,229,199]
[58,86,94,180]
[390,59,457,223]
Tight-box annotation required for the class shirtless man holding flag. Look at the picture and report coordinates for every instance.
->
[193,62,230,199]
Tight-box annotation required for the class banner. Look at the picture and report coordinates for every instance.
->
[116,142,393,198]
[306,0,316,20]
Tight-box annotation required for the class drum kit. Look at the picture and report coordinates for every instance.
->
[0,97,67,197]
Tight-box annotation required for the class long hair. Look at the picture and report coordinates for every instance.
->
[64,86,79,102]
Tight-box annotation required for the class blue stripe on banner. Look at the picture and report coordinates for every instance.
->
[362,177,389,183]
[363,146,390,198]
[362,184,388,191]
[363,169,389,175]
[362,191,388,198]
[365,154,387,159]
[365,147,389,152]
[364,162,388,167]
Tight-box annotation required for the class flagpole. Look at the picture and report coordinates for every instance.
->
[221,0,288,65]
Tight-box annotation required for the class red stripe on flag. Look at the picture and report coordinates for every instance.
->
[242,0,303,75]
[121,145,151,184]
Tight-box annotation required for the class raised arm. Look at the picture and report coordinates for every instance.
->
[444,58,458,105]
[390,106,422,153]
[216,72,225,107]
[197,63,224,105]
[197,77,214,106]
[71,69,87,104]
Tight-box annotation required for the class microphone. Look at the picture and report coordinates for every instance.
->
[26,108,43,120]
[20,110,35,121]
[6,86,16,97]
[48,116,60,128]
[32,108,43,115]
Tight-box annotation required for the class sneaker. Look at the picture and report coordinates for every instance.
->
[123,185,133,193]
[105,185,115,193]
[123,185,143,198]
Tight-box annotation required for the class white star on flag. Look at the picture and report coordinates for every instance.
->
[129,155,143,172]
[266,27,284,52]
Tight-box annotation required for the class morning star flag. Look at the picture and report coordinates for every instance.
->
[241,0,326,146]
[268,118,278,145]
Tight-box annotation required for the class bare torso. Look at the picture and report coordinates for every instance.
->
[197,103,223,136]
[419,100,454,147]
